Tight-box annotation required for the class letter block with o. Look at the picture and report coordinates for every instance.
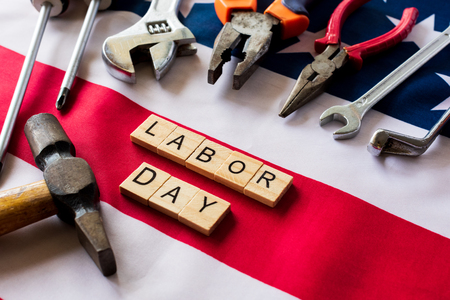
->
[214,151,263,193]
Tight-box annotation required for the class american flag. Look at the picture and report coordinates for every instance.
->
[1,0,450,299]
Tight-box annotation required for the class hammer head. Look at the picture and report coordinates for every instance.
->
[24,113,116,276]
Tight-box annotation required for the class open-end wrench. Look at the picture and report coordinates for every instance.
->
[368,107,450,156]
[320,25,450,140]
[102,0,196,83]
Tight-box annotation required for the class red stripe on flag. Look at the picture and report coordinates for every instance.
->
[1,46,450,299]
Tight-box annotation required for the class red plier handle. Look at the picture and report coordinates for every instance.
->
[315,0,418,70]
[214,0,311,39]
[315,0,372,52]
[346,7,418,70]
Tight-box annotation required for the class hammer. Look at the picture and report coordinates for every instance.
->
[0,113,116,276]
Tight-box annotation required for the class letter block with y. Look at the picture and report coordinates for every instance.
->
[131,115,178,152]
[178,190,230,236]
[119,162,171,205]
[244,165,293,207]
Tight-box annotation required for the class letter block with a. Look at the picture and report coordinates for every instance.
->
[178,190,230,236]
[148,177,200,219]
[214,151,263,193]
[119,162,171,205]
[244,165,293,207]
[130,115,178,152]
[157,127,205,165]
[185,139,233,179]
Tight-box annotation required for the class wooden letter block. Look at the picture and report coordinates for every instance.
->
[157,127,205,165]
[130,115,177,152]
[185,139,233,180]
[148,177,200,219]
[119,162,171,206]
[244,165,293,207]
[178,190,230,236]
[214,151,263,193]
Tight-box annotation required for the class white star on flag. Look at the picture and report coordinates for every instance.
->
[278,28,351,56]
[388,14,442,48]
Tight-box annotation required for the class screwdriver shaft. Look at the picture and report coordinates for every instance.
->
[56,0,100,110]
[0,2,53,173]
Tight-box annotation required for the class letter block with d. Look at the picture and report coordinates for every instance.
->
[119,162,171,205]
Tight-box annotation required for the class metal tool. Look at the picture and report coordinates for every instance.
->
[56,0,112,110]
[0,113,116,276]
[368,108,450,156]
[278,0,418,118]
[209,0,314,90]
[320,25,450,140]
[0,0,68,176]
[102,0,196,83]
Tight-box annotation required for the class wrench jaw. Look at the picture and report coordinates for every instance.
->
[102,39,136,84]
[319,107,362,140]
[103,23,196,83]
[150,40,178,81]
[368,129,429,156]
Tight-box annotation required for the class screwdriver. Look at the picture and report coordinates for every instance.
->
[56,0,112,110]
[0,0,69,174]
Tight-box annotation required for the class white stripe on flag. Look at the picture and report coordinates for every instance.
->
[1,0,450,256]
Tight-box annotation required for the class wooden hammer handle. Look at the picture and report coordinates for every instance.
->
[0,180,58,236]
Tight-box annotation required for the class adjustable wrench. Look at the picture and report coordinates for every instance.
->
[102,0,196,83]
[319,25,450,140]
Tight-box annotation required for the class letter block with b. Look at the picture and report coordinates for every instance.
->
[186,139,232,179]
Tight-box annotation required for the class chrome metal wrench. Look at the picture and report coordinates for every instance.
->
[319,25,450,140]
[102,0,196,83]
[368,107,450,156]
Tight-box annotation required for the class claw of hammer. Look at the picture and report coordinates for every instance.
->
[0,113,116,276]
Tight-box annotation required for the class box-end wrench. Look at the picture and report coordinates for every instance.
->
[368,107,450,156]
[102,0,196,83]
[319,25,450,140]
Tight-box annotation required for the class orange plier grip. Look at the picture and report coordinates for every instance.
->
[215,0,257,24]
[215,0,310,40]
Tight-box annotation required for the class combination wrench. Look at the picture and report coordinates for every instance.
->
[319,25,450,140]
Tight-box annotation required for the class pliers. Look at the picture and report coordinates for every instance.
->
[278,0,418,118]
[208,0,315,90]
